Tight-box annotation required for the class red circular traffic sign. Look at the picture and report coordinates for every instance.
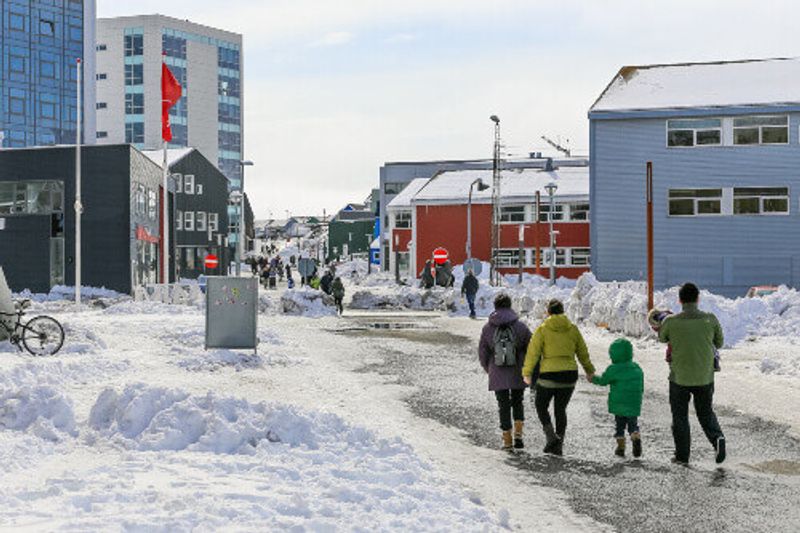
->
[205,254,219,269]
[433,247,449,265]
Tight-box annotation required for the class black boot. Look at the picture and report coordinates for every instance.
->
[542,424,559,454]
[552,433,564,456]
[631,432,642,458]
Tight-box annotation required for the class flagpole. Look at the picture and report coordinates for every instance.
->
[161,54,169,285]
[75,58,82,304]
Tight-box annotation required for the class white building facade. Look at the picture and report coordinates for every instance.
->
[94,15,244,189]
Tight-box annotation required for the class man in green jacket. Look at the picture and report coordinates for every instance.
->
[658,282,725,465]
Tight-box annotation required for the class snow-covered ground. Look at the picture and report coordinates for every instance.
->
[4,268,800,529]
[0,297,603,531]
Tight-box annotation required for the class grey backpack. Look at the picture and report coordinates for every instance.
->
[493,325,517,367]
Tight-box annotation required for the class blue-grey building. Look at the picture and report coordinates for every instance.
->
[1,0,96,148]
[590,58,800,297]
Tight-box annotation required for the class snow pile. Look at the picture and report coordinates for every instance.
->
[280,287,336,317]
[0,385,76,441]
[350,286,456,311]
[61,322,108,355]
[15,285,125,303]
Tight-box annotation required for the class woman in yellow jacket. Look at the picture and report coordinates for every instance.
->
[522,299,596,455]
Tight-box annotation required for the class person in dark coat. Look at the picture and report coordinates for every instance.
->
[285,263,292,282]
[479,293,533,450]
[420,260,434,289]
[331,277,345,315]
[461,270,480,319]
[320,271,333,295]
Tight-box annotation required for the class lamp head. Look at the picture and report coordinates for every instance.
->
[239,160,254,167]
[545,182,558,196]
[477,180,490,192]
[489,115,500,124]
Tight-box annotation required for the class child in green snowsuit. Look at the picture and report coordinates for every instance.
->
[591,338,644,458]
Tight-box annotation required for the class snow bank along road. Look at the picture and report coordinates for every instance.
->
[0,301,601,531]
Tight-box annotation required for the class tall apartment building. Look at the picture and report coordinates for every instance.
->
[94,15,244,189]
[0,0,96,148]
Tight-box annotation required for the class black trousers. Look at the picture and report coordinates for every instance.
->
[495,389,525,431]
[534,385,574,437]
[669,381,724,462]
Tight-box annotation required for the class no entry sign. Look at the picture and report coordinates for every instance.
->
[433,247,449,265]
[205,254,219,269]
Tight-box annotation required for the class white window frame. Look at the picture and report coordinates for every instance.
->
[184,211,195,231]
[570,248,591,267]
[499,204,526,223]
[732,115,789,146]
[732,187,790,216]
[667,188,724,217]
[196,183,204,195]
[176,210,183,230]
[566,202,590,222]
[666,118,723,148]
[208,212,219,232]
[537,203,564,222]
[394,211,412,228]
[493,249,523,268]
[196,211,207,231]
[184,174,195,194]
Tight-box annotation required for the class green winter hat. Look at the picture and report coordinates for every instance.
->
[609,338,633,363]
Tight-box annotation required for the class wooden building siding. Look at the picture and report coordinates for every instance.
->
[591,110,800,297]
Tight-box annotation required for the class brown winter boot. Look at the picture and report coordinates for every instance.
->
[631,432,643,458]
[615,437,626,457]
[501,431,513,450]
[513,420,524,449]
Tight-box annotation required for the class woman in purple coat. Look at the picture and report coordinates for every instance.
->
[479,293,533,449]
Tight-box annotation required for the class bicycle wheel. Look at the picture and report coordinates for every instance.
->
[22,315,65,356]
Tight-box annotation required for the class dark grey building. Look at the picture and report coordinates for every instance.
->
[0,144,167,294]
[144,148,230,279]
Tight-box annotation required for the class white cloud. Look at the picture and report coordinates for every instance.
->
[309,31,354,47]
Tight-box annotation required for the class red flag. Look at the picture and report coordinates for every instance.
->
[161,63,182,142]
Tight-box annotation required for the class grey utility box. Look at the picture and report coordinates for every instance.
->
[205,276,258,351]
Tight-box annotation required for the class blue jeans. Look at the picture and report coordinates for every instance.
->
[614,416,640,437]
[466,293,476,316]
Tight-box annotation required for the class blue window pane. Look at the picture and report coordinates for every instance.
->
[10,14,25,31]
[41,61,56,78]
[9,97,25,115]
[10,56,25,74]
[69,26,82,42]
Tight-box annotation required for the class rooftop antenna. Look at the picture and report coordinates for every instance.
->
[540,135,571,157]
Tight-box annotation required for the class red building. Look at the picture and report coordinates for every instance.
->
[386,166,590,281]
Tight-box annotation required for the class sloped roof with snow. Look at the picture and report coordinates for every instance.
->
[412,167,588,205]
[141,147,195,168]
[591,58,800,113]
[386,178,429,210]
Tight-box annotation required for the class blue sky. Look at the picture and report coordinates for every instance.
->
[98,0,800,219]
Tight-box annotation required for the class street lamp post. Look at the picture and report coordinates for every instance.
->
[229,190,243,276]
[489,115,501,286]
[466,178,490,261]
[544,182,558,285]
[236,160,254,277]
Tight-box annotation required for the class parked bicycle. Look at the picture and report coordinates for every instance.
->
[0,299,64,356]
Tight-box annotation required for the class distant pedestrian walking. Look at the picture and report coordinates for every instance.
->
[590,338,644,458]
[420,260,434,289]
[461,270,479,319]
[523,299,596,456]
[657,282,726,465]
[479,294,532,450]
[331,276,345,315]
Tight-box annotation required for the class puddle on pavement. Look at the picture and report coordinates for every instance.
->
[330,320,471,346]
[746,459,800,476]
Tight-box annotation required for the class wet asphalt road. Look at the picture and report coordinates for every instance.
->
[337,318,800,533]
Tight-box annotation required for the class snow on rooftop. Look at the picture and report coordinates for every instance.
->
[141,147,195,168]
[591,58,800,113]
[411,167,588,204]
[386,178,429,210]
